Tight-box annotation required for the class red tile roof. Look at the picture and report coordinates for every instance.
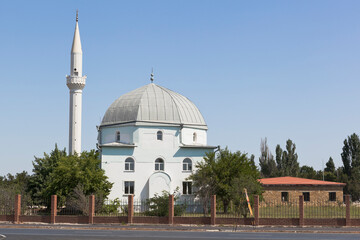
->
[258,176,346,186]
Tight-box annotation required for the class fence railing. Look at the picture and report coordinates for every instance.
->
[260,201,299,218]
[0,195,14,215]
[216,201,249,218]
[304,201,346,218]
[175,197,210,217]
[2,194,360,227]
[21,197,51,216]
[95,198,128,217]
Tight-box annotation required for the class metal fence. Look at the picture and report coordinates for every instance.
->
[133,199,154,216]
[95,198,128,216]
[350,202,360,218]
[259,201,299,218]
[21,197,51,216]
[0,195,14,215]
[58,197,89,215]
[304,201,346,218]
[175,197,210,217]
[216,201,250,218]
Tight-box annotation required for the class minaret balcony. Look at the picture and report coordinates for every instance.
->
[66,75,86,90]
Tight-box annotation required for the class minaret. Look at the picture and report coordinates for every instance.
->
[66,11,86,155]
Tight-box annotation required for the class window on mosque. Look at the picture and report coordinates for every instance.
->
[183,182,192,195]
[124,181,134,195]
[116,131,120,142]
[125,158,134,171]
[183,158,192,171]
[329,192,336,202]
[155,158,164,171]
[303,192,310,202]
[193,132,197,142]
[281,192,289,202]
[157,131,163,141]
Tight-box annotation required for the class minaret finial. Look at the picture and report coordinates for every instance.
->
[150,68,154,83]
[76,10,79,22]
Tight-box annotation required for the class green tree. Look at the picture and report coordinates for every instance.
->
[0,171,31,214]
[28,146,112,206]
[229,175,263,217]
[259,138,277,178]
[47,150,113,205]
[27,144,66,204]
[187,151,217,214]
[275,139,299,177]
[299,165,317,179]
[325,157,335,173]
[341,133,360,177]
[189,147,260,213]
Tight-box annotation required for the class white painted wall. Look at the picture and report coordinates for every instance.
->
[100,125,211,200]
[181,127,207,145]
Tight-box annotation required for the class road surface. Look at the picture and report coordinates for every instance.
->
[0,228,360,240]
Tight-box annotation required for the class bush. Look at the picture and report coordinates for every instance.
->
[144,189,185,217]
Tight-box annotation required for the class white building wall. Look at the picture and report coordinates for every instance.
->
[181,127,207,145]
[100,125,210,200]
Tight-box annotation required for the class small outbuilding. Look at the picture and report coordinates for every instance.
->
[259,176,346,203]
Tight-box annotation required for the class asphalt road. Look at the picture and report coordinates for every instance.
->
[1,228,360,240]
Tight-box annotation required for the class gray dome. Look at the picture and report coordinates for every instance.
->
[101,83,207,127]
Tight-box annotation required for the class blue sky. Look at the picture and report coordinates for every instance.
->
[0,0,360,176]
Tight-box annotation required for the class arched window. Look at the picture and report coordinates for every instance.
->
[125,157,135,171]
[116,131,120,142]
[155,158,164,171]
[183,158,192,171]
[193,132,197,142]
[157,131,163,141]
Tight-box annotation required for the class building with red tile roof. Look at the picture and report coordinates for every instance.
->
[259,176,345,203]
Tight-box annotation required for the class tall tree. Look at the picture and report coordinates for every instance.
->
[341,133,360,177]
[325,157,335,173]
[275,139,299,177]
[259,138,277,178]
[275,144,283,175]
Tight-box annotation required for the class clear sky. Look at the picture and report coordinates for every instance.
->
[1,0,360,176]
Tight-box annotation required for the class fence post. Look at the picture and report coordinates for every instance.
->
[168,195,174,224]
[51,195,57,224]
[254,195,259,226]
[211,195,216,225]
[13,194,21,224]
[88,195,95,224]
[346,195,351,226]
[299,195,304,226]
[128,195,134,224]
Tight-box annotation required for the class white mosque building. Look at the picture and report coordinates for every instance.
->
[97,76,216,200]
[67,13,215,200]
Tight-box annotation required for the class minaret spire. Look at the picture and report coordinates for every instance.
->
[66,11,87,155]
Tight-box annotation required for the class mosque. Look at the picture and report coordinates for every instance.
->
[66,13,215,200]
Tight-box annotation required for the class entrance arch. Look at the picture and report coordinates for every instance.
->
[148,172,171,198]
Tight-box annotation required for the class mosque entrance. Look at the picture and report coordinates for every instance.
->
[148,172,171,198]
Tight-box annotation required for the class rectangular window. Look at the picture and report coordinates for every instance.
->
[303,192,310,202]
[124,181,134,195]
[182,182,192,195]
[281,192,288,202]
[329,192,336,202]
